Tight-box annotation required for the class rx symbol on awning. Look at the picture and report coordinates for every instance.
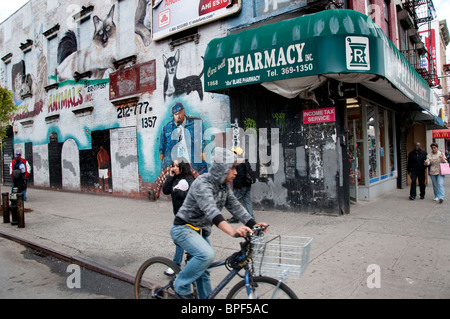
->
[346,36,370,71]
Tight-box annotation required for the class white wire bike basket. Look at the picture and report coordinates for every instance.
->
[251,235,313,280]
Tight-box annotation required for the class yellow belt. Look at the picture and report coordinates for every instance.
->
[186,224,201,232]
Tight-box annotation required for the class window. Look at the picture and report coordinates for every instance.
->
[21,50,33,98]
[365,0,373,17]
[78,18,91,52]
[347,102,365,186]
[384,1,390,35]
[47,36,58,83]
[118,0,137,56]
[387,111,396,176]
[366,103,377,181]
[378,108,386,177]
[4,61,12,91]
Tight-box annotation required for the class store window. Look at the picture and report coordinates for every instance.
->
[365,102,396,184]
[348,99,397,192]
[367,103,377,182]
[388,111,395,175]
[378,107,386,178]
[347,101,364,186]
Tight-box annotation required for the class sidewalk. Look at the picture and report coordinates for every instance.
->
[1,179,449,299]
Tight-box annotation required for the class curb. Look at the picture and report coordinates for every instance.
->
[0,230,136,286]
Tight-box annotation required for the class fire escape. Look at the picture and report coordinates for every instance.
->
[401,0,438,87]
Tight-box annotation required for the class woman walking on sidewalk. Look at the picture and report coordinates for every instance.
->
[425,143,448,203]
[162,157,195,274]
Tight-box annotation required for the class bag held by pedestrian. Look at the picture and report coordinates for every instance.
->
[440,163,450,175]
[244,161,257,185]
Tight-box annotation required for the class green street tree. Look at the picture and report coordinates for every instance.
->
[0,86,18,142]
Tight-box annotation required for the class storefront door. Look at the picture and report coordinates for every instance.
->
[347,101,363,202]
[349,119,358,201]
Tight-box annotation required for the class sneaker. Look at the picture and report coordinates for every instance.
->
[169,277,195,299]
[164,267,175,276]
[409,196,415,200]
[438,198,444,203]
[434,198,439,202]
[420,196,425,200]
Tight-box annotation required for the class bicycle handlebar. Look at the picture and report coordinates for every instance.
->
[234,224,269,238]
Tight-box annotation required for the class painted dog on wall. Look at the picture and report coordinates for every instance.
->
[163,50,204,101]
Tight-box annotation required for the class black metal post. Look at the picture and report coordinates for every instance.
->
[2,193,9,223]
[17,193,25,228]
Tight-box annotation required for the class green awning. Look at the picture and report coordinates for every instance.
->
[204,9,434,112]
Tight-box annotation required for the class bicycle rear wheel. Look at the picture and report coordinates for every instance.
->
[134,257,181,299]
[226,276,298,299]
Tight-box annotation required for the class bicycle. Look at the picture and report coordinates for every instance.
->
[134,225,312,299]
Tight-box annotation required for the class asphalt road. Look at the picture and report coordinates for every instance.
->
[0,238,133,299]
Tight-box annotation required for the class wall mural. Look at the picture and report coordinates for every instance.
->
[143,48,215,200]
[7,0,230,198]
[163,50,204,101]
[56,5,117,81]
[135,0,152,46]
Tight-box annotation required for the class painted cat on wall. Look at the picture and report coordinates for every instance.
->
[56,5,117,81]
[135,0,152,46]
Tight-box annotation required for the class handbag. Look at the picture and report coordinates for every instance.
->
[243,162,256,186]
[440,163,450,175]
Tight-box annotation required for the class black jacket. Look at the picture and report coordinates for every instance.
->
[162,174,195,215]
[407,149,428,172]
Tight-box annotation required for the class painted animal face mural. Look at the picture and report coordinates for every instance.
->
[56,5,117,82]
[163,50,204,101]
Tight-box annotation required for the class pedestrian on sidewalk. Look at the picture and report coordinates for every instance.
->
[162,157,195,275]
[407,142,427,200]
[9,151,31,201]
[170,147,268,299]
[425,142,447,203]
[228,147,255,223]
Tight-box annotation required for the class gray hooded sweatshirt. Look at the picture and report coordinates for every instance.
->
[174,147,256,236]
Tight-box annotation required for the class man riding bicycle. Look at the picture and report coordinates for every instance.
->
[170,147,268,299]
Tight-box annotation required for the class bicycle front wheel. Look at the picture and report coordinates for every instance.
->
[134,257,181,299]
[226,276,298,299]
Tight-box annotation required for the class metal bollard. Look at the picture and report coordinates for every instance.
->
[17,193,25,228]
[10,188,18,226]
[2,193,9,223]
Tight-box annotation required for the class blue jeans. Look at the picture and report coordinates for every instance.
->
[173,244,184,267]
[170,225,215,299]
[234,186,254,218]
[430,174,445,199]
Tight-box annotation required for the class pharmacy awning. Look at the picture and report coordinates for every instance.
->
[204,9,436,113]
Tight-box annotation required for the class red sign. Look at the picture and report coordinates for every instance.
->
[432,129,450,139]
[109,60,156,100]
[199,0,230,15]
[303,107,336,124]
